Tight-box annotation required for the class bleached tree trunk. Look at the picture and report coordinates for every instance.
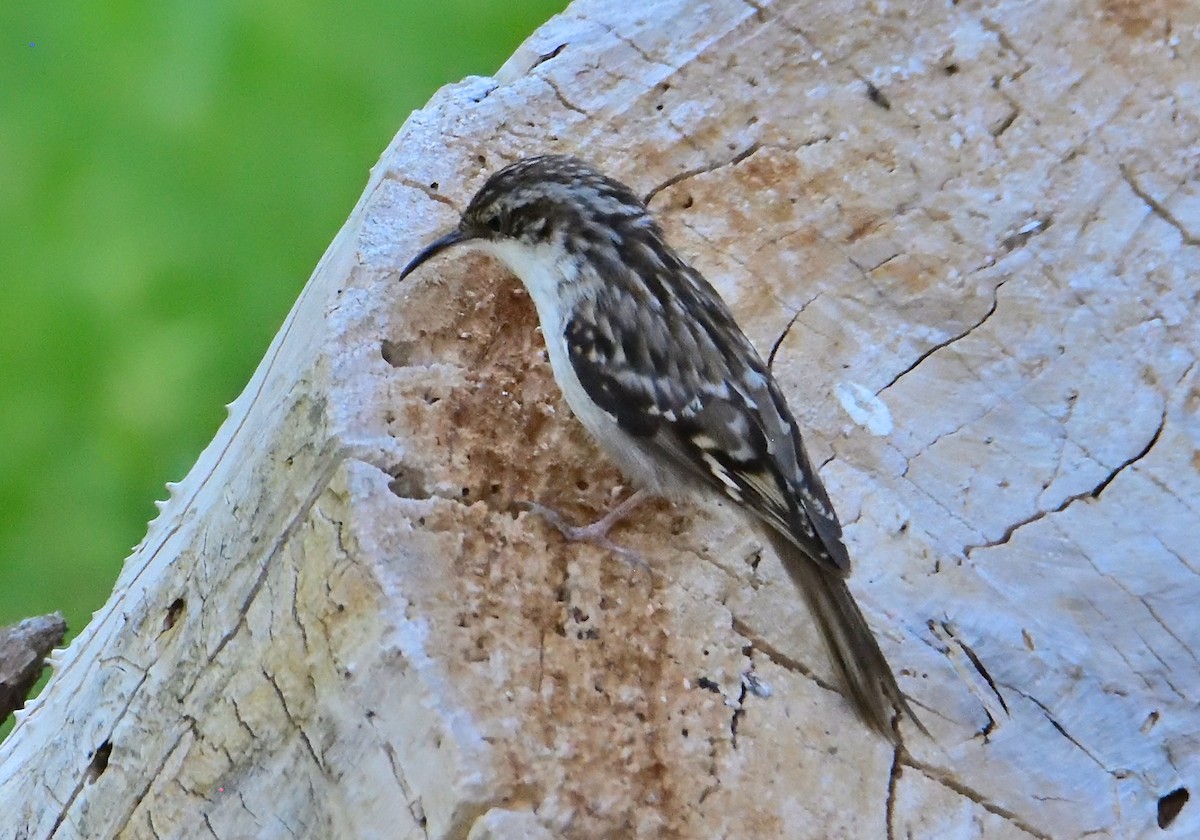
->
[2,0,1197,837]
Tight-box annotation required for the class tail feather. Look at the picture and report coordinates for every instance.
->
[765,531,921,744]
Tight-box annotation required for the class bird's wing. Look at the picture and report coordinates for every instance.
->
[564,263,850,577]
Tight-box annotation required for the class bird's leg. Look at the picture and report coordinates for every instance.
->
[525,489,652,565]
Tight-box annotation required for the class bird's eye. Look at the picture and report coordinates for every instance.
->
[484,214,502,233]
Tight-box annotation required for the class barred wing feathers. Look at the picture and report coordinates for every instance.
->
[564,257,850,578]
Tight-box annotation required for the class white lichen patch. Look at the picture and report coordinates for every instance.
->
[834,381,894,436]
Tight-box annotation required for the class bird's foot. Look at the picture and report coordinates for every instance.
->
[524,489,652,569]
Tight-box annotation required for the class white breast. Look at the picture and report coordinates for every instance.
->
[479,239,675,493]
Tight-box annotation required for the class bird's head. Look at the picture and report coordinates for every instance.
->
[398,155,655,282]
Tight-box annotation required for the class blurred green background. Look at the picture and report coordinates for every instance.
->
[0,3,565,636]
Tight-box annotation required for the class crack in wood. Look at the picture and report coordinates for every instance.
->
[878,278,1007,395]
[989,105,1019,138]
[530,43,567,70]
[111,714,194,836]
[902,755,1055,840]
[585,16,678,71]
[380,742,430,840]
[884,746,901,840]
[45,666,150,838]
[1120,165,1200,247]
[236,790,261,824]
[729,676,749,749]
[1004,685,1114,774]
[1000,214,1051,251]
[204,447,343,673]
[146,808,163,840]
[642,142,762,206]
[52,449,349,836]
[926,620,1009,739]
[730,617,839,694]
[1141,597,1200,666]
[264,669,324,774]
[289,565,312,656]
[543,76,587,116]
[965,408,1166,555]
[230,696,257,739]
[394,176,458,210]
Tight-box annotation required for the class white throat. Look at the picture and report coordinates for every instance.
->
[469,238,617,452]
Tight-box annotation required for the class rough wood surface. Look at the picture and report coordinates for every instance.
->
[2,0,1198,837]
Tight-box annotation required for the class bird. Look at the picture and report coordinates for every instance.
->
[398,154,918,743]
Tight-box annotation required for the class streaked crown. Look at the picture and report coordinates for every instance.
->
[460,155,658,248]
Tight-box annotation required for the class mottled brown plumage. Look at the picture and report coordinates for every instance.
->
[400,155,919,742]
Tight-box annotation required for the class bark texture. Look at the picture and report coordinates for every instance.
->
[2,0,1198,837]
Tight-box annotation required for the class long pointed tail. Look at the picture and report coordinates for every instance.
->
[765,531,920,744]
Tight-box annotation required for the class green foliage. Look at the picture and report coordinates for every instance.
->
[0,1,565,635]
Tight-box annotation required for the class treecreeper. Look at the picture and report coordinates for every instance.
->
[399,154,921,744]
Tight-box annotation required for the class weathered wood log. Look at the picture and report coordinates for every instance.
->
[2,0,1197,837]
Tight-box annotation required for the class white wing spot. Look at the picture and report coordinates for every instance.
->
[702,453,743,501]
[800,486,831,520]
[691,433,719,450]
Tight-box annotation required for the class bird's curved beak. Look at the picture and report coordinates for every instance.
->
[398,228,467,280]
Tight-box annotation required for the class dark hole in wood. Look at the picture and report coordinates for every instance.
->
[87,740,112,783]
[163,598,185,631]
[865,81,891,109]
[1158,787,1188,829]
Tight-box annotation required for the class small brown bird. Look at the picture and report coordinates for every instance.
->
[400,155,918,742]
